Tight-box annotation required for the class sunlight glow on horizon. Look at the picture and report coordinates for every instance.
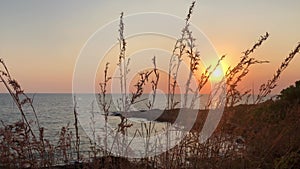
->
[0,1,299,94]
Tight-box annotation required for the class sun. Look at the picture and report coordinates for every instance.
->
[193,61,228,84]
[212,68,223,78]
[211,67,225,82]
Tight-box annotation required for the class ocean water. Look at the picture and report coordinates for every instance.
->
[0,93,209,151]
[0,94,81,144]
[0,92,254,159]
[0,92,255,134]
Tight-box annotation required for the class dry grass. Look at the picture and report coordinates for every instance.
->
[255,43,300,103]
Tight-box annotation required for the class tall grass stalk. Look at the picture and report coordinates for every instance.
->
[118,12,130,113]
[225,32,270,107]
[190,55,226,109]
[0,58,53,167]
[98,62,112,156]
[183,22,201,108]
[147,56,160,110]
[255,42,300,103]
[167,1,195,110]
[0,59,39,138]
[73,96,80,161]
[116,12,132,135]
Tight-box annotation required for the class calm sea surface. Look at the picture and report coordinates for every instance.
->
[0,93,255,158]
[0,94,181,149]
[0,93,209,149]
[0,94,82,143]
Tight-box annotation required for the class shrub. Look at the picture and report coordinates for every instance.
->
[279,80,300,104]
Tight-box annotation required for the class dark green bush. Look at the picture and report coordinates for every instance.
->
[279,80,300,104]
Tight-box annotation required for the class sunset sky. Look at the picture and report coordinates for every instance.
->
[0,0,299,94]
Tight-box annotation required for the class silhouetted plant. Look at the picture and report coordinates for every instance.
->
[183,16,201,108]
[256,43,300,103]
[56,123,72,163]
[0,59,57,167]
[190,55,226,109]
[225,32,270,107]
[166,1,227,110]
[98,62,112,121]
[167,1,195,110]
[73,96,80,161]
[147,56,160,110]
[98,62,112,156]
[116,12,133,135]
[0,59,41,138]
[279,80,300,103]
[117,12,129,113]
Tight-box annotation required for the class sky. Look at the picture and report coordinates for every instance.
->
[0,0,300,94]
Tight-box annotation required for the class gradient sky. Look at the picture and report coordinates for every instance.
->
[0,0,299,94]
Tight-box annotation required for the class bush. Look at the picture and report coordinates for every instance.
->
[279,80,300,104]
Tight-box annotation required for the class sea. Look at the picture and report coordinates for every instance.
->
[0,93,255,160]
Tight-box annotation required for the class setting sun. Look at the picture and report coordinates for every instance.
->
[211,68,224,81]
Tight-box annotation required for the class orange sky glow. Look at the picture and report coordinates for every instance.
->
[0,1,299,94]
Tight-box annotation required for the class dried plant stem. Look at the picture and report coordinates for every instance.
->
[130,71,152,105]
[0,59,36,138]
[0,58,51,166]
[147,56,160,110]
[190,55,225,109]
[255,42,300,103]
[116,12,133,137]
[167,33,185,109]
[118,12,128,113]
[99,62,112,155]
[225,32,270,107]
[183,26,201,108]
[99,62,112,121]
[167,1,195,110]
[73,96,80,161]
